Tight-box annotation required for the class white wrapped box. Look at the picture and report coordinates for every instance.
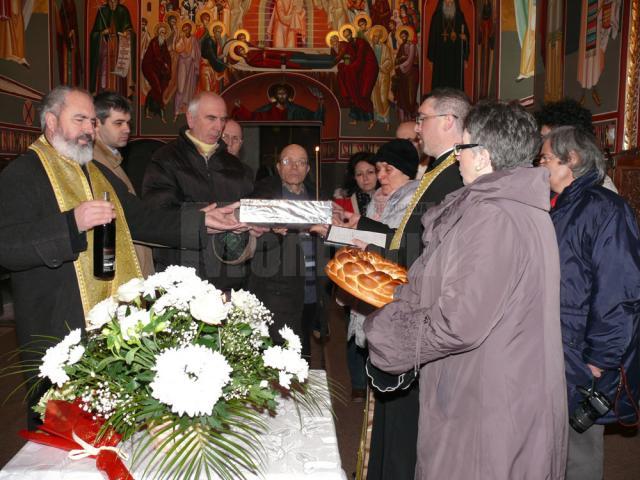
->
[239,198,333,226]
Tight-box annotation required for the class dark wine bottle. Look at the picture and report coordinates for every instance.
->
[94,191,116,279]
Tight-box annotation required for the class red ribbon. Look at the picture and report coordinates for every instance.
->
[19,399,133,480]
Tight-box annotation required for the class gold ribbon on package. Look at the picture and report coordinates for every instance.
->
[29,136,141,319]
[389,153,456,250]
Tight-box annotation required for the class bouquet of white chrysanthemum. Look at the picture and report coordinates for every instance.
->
[30,266,323,480]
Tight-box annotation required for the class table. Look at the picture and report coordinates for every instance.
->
[0,370,347,480]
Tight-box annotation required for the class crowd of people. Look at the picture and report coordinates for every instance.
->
[0,85,638,480]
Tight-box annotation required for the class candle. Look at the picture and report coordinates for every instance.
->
[315,146,320,200]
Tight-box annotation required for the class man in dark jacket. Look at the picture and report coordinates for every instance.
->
[142,92,256,291]
[247,144,328,359]
[0,86,240,428]
[540,126,640,480]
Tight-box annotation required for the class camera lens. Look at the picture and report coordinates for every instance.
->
[569,388,611,433]
[569,404,595,433]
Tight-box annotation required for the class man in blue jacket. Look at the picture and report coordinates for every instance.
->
[539,125,640,480]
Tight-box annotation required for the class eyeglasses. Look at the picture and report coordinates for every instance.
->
[280,158,308,168]
[415,113,458,125]
[536,153,558,165]
[453,143,482,155]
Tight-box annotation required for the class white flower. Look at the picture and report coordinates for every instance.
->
[190,292,228,325]
[86,297,117,331]
[279,326,302,354]
[67,345,85,364]
[263,341,309,389]
[279,371,292,389]
[38,329,85,387]
[259,380,268,388]
[119,308,152,341]
[150,274,220,315]
[150,345,232,417]
[230,289,260,310]
[117,278,145,303]
[142,267,202,301]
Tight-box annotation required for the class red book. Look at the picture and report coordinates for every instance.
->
[333,197,354,213]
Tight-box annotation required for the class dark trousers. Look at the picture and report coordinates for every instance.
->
[566,424,605,480]
[347,338,367,390]
[367,382,420,480]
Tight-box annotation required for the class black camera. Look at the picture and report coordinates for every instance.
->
[569,378,611,433]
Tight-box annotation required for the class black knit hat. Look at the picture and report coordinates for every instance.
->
[373,139,419,179]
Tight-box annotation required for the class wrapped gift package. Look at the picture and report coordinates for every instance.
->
[239,199,333,227]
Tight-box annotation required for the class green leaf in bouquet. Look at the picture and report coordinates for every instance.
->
[124,347,139,365]
[195,335,219,351]
[94,356,121,373]
[135,370,155,383]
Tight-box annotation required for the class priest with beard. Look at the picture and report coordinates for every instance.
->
[0,86,244,430]
[427,0,469,91]
[142,22,172,121]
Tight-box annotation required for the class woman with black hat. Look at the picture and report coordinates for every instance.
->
[345,138,419,399]
[365,138,420,226]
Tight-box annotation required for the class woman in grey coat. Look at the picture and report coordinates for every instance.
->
[365,101,568,479]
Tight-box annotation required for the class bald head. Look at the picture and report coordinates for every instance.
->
[396,121,421,156]
[222,119,243,156]
[186,92,228,144]
[276,144,309,193]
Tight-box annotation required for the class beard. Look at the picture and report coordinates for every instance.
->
[442,1,457,20]
[50,128,94,165]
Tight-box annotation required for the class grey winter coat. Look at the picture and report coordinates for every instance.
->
[365,167,568,479]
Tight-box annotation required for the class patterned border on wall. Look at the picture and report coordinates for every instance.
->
[624,0,640,149]
[339,140,388,160]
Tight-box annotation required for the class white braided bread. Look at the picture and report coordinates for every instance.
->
[326,247,408,308]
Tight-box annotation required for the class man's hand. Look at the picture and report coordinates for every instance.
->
[352,238,368,250]
[74,200,115,233]
[249,225,269,238]
[309,224,329,238]
[272,227,288,236]
[332,208,360,229]
[587,363,603,378]
[201,202,244,233]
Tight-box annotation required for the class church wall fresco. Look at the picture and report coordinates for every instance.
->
[421,0,475,100]
[562,0,622,115]
[1,0,638,163]
[0,0,49,164]
[498,0,534,103]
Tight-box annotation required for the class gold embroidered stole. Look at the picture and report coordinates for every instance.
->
[29,136,141,318]
[389,153,456,250]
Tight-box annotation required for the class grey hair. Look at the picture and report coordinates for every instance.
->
[187,94,201,116]
[545,125,605,182]
[464,100,541,170]
[39,85,74,132]
[426,88,471,135]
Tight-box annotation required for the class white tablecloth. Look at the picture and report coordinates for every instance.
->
[0,370,347,480]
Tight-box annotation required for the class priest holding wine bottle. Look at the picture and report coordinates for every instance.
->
[0,86,244,429]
